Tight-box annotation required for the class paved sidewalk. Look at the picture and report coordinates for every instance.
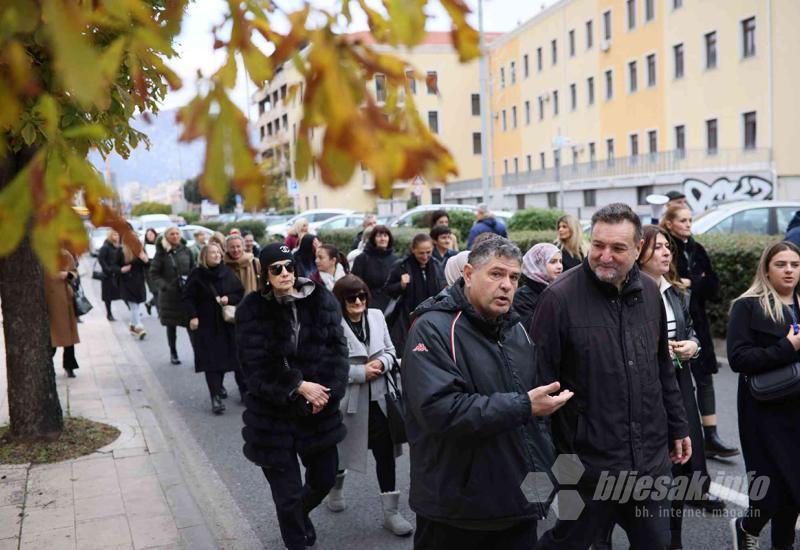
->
[0,263,259,549]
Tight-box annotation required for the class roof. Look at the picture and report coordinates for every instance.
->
[346,30,503,47]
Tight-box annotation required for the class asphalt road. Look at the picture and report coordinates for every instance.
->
[96,284,788,549]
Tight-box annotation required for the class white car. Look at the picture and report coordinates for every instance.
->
[390,204,513,228]
[138,214,173,234]
[692,201,800,236]
[89,227,111,256]
[315,214,367,232]
[181,225,215,249]
[267,209,355,237]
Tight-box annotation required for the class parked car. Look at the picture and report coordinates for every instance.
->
[138,214,173,234]
[692,201,800,236]
[315,214,366,232]
[180,225,214,249]
[266,209,354,237]
[89,227,111,256]
[389,204,513,228]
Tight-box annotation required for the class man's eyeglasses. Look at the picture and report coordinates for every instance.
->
[345,292,368,304]
[268,261,295,276]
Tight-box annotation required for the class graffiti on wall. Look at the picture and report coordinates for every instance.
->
[684,175,773,212]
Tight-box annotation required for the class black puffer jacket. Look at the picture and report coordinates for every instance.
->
[350,243,398,311]
[512,278,548,331]
[98,241,123,302]
[150,236,195,327]
[235,279,348,467]
[673,236,720,374]
[402,281,554,529]
[531,262,688,483]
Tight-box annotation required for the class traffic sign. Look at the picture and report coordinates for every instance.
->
[286,178,300,197]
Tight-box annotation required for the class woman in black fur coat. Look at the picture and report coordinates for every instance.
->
[236,243,348,550]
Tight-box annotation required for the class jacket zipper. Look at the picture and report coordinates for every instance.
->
[614,295,636,470]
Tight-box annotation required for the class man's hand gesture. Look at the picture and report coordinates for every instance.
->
[529,381,573,417]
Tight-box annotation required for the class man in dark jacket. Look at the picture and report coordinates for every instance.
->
[466,203,508,248]
[403,237,573,549]
[533,203,691,550]
[785,210,800,247]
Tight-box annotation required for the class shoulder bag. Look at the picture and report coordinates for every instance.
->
[202,277,236,324]
[748,295,800,402]
[384,358,408,444]
[71,277,93,316]
[92,258,106,281]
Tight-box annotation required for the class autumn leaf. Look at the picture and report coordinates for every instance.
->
[439,0,480,62]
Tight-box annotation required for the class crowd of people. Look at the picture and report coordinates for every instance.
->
[47,199,800,550]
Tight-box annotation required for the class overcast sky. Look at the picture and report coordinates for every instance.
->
[162,0,558,113]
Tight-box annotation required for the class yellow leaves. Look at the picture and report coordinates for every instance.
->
[385,0,427,48]
[439,0,481,62]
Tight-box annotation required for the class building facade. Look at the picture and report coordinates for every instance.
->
[252,32,499,214]
[444,0,800,217]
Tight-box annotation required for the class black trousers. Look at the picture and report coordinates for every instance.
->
[203,371,246,399]
[536,484,671,550]
[262,445,338,550]
[743,503,799,547]
[367,401,396,492]
[414,516,537,550]
[690,362,716,417]
[166,325,193,354]
[52,346,79,371]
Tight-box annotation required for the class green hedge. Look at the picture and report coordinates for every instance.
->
[409,209,475,242]
[696,234,780,337]
[508,208,566,231]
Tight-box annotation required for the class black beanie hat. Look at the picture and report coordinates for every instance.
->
[260,243,294,268]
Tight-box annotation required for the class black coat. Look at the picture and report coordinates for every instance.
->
[235,280,349,467]
[663,285,708,492]
[531,262,689,483]
[727,296,800,512]
[513,278,548,331]
[559,247,583,271]
[351,243,399,311]
[384,255,446,357]
[98,241,123,302]
[183,265,244,373]
[673,236,720,374]
[149,237,196,327]
[119,258,148,304]
[402,281,554,528]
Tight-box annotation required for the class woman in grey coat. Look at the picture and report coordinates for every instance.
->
[326,274,413,537]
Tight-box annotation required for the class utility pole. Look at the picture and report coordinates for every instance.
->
[478,0,492,206]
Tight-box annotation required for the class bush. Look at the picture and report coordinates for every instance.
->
[318,228,422,256]
[201,221,225,234]
[131,201,171,216]
[179,211,199,224]
[508,208,566,231]
[509,230,559,253]
[697,234,780,338]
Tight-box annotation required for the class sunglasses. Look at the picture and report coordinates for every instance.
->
[268,261,295,276]
[345,292,368,304]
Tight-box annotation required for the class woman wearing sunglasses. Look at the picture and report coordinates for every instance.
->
[236,242,349,550]
[324,275,413,537]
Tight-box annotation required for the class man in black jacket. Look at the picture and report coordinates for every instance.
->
[402,237,573,549]
[532,203,691,550]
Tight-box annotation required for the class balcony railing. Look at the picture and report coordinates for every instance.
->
[500,147,771,188]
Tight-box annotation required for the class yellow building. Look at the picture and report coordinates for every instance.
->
[253,32,500,214]
[444,0,800,217]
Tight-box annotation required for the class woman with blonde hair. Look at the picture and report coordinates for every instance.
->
[184,242,244,412]
[98,229,124,320]
[727,241,800,550]
[120,231,150,339]
[555,214,589,270]
[285,217,309,251]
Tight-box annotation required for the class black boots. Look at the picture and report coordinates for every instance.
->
[170,351,181,365]
[704,425,740,458]
[64,368,76,378]
[304,515,316,546]
[211,396,225,415]
[219,385,228,399]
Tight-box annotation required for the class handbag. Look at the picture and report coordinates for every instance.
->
[747,363,800,402]
[384,361,408,444]
[748,295,800,402]
[71,278,93,316]
[92,259,106,281]
[203,277,236,324]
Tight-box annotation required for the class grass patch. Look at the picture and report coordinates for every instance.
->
[0,417,120,464]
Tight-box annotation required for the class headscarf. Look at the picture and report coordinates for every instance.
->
[444,251,470,286]
[522,243,560,285]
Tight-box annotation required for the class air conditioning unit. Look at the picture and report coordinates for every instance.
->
[599,39,611,52]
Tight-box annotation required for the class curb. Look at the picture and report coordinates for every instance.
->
[82,262,262,549]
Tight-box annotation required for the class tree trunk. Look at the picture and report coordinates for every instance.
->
[0,150,63,440]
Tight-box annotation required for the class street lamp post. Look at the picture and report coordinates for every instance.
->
[478,0,492,206]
